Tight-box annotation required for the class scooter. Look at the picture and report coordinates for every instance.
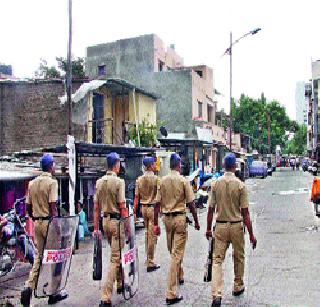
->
[0,197,35,277]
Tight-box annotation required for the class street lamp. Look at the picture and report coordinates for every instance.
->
[223,28,261,151]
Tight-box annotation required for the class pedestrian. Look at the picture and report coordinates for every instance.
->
[134,156,161,272]
[21,154,68,306]
[93,152,127,307]
[206,153,257,307]
[311,176,320,217]
[155,153,200,305]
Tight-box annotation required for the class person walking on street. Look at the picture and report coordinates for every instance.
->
[21,154,68,306]
[206,153,257,307]
[134,156,161,272]
[93,152,127,307]
[155,153,200,305]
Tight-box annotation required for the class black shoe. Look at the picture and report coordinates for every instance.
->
[147,265,160,272]
[232,288,245,296]
[179,279,184,285]
[99,301,112,307]
[48,291,68,305]
[21,287,32,306]
[166,296,183,305]
[117,287,123,294]
[211,297,222,307]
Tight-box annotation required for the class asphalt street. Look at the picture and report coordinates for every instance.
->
[1,169,318,306]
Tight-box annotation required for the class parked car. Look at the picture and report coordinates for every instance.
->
[249,161,268,179]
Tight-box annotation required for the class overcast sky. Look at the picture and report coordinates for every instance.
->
[2,0,320,119]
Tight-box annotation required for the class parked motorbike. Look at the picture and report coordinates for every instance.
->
[0,197,35,277]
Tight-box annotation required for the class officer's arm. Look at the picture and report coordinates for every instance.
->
[49,181,58,217]
[25,183,33,218]
[187,201,200,228]
[206,182,217,237]
[206,206,215,234]
[133,179,139,215]
[93,182,101,232]
[241,208,254,240]
[118,180,128,218]
[93,201,101,232]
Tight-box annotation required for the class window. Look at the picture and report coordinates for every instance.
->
[195,70,203,78]
[198,101,203,118]
[208,105,213,123]
[98,65,106,76]
[158,60,165,72]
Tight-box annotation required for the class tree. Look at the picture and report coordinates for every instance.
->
[34,58,61,79]
[283,125,307,155]
[34,57,85,79]
[56,57,85,79]
[231,94,295,153]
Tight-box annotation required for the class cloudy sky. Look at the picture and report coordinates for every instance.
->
[2,0,320,119]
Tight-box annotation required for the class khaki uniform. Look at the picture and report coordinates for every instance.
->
[25,172,58,290]
[208,172,249,298]
[156,170,194,299]
[135,171,159,268]
[94,171,125,302]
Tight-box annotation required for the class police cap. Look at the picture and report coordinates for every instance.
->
[224,153,236,169]
[40,154,54,169]
[170,153,181,169]
[106,152,120,168]
[143,156,155,167]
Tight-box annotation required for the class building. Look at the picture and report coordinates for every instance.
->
[0,64,13,79]
[86,34,217,140]
[311,60,320,160]
[295,81,307,125]
[305,82,313,157]
[0,78,157,154]
[86,34,225,172]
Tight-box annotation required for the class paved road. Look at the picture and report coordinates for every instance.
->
[1,169,318,306]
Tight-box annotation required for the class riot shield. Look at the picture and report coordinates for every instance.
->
[34,216,79,298]
[119,214,139,300]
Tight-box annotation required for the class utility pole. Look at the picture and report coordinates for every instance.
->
[67,0,73,135]
[229,31,233,151]
[267,112,271,154]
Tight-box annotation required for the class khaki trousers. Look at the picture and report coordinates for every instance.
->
[141,205,157,267]
[101,217,124,303]
[163,214,187,299]
[212,222,245,298]
[27,220,49,289]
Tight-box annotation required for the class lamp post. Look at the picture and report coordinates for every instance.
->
[223,28,261,151]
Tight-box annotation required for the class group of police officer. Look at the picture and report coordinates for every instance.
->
[21,151,256,307]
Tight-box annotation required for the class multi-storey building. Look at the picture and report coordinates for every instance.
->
[295,81,308,125]
[311,60,320,160]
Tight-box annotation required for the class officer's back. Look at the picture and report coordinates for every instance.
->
[212,172,247,222]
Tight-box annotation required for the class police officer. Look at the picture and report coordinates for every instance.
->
[155,153,200,305]
[93,152,127,307]
[21,154,68,306]
[134,156,160,272]
[206,153,257,307]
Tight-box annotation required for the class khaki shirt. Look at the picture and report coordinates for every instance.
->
[156,170,194,213]
[208,172,249,222]
[94,171,125,214]
[26,172,58,218]
[135,171,159,205]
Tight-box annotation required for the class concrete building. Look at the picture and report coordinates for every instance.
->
[305,82,313,156]
[85,34,217,140]
[311,60,320,160]
[295,81,307,125]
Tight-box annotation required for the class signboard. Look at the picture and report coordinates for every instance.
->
[196,127,213,143]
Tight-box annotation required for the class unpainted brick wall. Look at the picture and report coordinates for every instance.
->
[0,80,85,154]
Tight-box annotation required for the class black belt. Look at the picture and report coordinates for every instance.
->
[33,216,50,221]
[216,220,242,224]
[163,212,185,217]
[103,213,120,220]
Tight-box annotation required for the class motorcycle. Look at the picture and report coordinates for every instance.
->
[0,197,35,277]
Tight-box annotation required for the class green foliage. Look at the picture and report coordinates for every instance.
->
[283,125,307,155]
[231,94,296,153]
[34,57,85,79]
[129,118,158,148]
[56,57,85,79]
[35,58,61,79]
